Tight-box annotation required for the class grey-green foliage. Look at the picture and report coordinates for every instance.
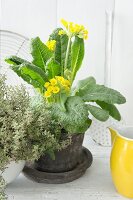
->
[50,76,126,134]
[0,75,70,166]
[87,104,109,122]
[0,74,71,199]
[96,101,121,121]
[0,176,7,200]
[51,96,92,133]
[74,76,126,122]
[76,77,126,105]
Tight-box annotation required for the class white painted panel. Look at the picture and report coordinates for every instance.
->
[0,0,114,84]
[0,0,57,87]
[1,0,57,41]
[111,0,133,124]
[0,0,2,28]
[57,0,114,83]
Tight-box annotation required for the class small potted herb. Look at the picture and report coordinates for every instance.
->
[5,19,126,183]
[0,74,69,198]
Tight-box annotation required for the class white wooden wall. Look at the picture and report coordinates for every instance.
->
[0,0,114,84]
[111,0,133,124]
[1,0,133,124]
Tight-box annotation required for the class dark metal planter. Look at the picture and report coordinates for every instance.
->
[23,133,93,183]
[34,134,85,172]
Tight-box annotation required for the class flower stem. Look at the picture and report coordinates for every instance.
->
[64,36,71,73]
[59,93,66,112]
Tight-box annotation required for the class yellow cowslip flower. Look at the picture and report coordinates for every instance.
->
[52,86,60,94]
[65,86,70,92]
[60,19,68,29]
[44,91,51,98]
[60,80,67,87]
[47,86,54,92]
[64,79,71,86]
[55,76,70,87]
[84,34,88,40]
[58,30,65,36]
[46,40,56,51]
[55,76,64,82]
[50,78,57,86]
[83,29,88,40]
[69,23,82,33]
[44,82,50,88]
[60,19,88,40]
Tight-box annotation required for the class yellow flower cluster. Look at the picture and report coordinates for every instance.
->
[44,76,71,98]
[46,40,56,51]
[60,19,88,39]
[58,30,66,36]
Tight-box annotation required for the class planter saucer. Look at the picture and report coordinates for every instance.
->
[23,147,93,184]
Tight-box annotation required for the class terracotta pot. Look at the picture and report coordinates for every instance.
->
[34,133,84,173]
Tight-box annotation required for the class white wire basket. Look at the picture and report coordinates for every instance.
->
[0,30,31,86]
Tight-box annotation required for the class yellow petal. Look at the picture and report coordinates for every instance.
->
[60,19,68,29]
[44,82,50,88]
[46,40,56,51]
[52,86,60,94]
[47,86,54,92]
[58,30,65,35]
[50,78,57,86]
[44,91,51,98]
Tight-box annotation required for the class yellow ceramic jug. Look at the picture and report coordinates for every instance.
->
[109,126,133,198]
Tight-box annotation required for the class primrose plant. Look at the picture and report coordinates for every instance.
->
[5,19,126,134]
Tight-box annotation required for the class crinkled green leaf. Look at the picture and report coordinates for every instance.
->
[49,28,62,65]
[52,96,92,133]
[5,56,29,65]
[20,63,47,85]
[81,84,126,105]
[87,104,109,121]
[71,36,84,82]
[74,76,96,95]
[96,101,121,121]
[11,62,47,93]
[31,37,53,69]
[12,64,44,91]
[45,58,61,79]
[49,28,71,71]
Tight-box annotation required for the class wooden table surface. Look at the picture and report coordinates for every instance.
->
[7,134,128,200]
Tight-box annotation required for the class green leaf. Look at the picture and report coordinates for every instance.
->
[96,101,121,121]
[74,76,96,95]
[47,150,55,160]
[52,96,92,133]
[49,28,62,65]
[20,63,47,84]
[81,84,126,105]
[11,62,47,92]
[71,36,84,82]
[5,56,46,93]
[87,104,109,121]
[45,58,61,79]
[5,56,29,65]
[31,37,53,69]
[12,64,44,91]
[49,28,71,70]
